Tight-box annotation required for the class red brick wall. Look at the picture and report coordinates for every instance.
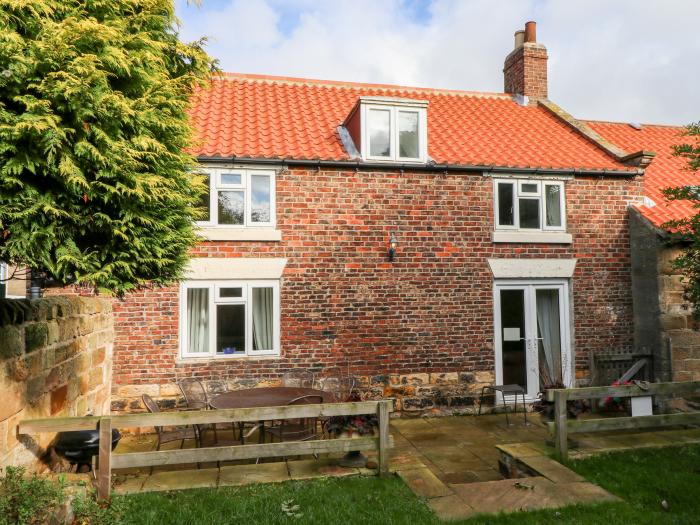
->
[110,167,643,409]
[504,43,548,100]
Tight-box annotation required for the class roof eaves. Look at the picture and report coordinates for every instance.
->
[197,155,642,176]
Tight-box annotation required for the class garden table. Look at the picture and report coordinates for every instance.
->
[209,387,334,444]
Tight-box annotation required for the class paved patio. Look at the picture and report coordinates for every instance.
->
[104,413,700,520]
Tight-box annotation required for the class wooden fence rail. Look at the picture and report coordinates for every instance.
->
[19,400,394,500]
[546,381,700,462]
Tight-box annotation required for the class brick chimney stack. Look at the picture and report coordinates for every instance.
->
[503,21,548,100]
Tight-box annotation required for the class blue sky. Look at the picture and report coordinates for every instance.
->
[175,0,699,125]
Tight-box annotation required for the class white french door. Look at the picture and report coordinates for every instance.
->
[494,280,572,400]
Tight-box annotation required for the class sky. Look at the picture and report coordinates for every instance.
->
[175,0,700,126]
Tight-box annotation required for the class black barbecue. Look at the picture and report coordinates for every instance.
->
[53,429,121,472]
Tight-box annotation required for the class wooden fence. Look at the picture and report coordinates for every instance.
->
[19,400,393,500]
[546,381,700,461]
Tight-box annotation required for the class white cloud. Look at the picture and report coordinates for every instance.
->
[176,0,700,124]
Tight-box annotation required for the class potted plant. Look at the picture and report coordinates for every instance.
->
[326,393,378,468]
[533,381,587,423]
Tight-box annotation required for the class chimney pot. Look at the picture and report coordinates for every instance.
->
[514,30,525,49]
[524,21,537,43]
[503,21,548,100]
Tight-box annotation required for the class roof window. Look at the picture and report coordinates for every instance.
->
[343,97,428,163]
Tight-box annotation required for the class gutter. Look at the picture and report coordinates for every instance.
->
[197,156,643,177]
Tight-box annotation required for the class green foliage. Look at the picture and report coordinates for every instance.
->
[0,0,215,294]
[72,490,128,525]
[0,466,64,525]
[115,444,700,525]
[662,122,700,313]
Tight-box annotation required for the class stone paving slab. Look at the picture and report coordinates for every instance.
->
[141,468,219,493]
[496,443,544,459]
[397,466,454,499]
[427,494,475,521]
[518,455,586,484]
[220,461,289,486]
[450,476,584,515]
[287,458,360,480]
[113,475,147,495]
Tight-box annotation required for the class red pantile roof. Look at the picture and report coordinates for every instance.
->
[188,73,634,172]
[588,121,695,227]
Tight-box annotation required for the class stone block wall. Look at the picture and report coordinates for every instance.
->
[631,209,700,382]
[0,297,113,472]
[658,247,700,381]
[112,369,496,417]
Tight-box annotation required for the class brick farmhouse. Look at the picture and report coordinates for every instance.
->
[95,22,693,414]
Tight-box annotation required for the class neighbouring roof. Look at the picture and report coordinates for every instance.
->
[588,121,695,227]
[188,73,637,173]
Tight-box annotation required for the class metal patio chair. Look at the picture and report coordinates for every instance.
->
[142,394,201,471]
[264,395,324,444]
[177,379,219,444]
[282,370,315,388]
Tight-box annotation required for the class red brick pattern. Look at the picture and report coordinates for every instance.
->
[111,168,644,394]
[503,44,549,100]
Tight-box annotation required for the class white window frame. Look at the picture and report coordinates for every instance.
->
[361,102,428,163]
[494,179,566,232]
[197,168,276,228]
[180,280,280,359]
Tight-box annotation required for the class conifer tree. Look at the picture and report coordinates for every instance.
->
[0,0,215,294]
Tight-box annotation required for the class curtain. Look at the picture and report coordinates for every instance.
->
[252,287,274,350]
[536,289,562,387]
[187,288,209,353]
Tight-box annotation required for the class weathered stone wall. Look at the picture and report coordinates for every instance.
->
[658,247,700,381]
[113,370,496,416]
[0,297,113,472]
[630,209,700,382]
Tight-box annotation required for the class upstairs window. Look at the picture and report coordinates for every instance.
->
[344,97,428,163]
[494,179,566,231]
[197,168,276,228]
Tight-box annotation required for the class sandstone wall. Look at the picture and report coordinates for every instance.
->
[657,247,700,381]
[0,297,113,472]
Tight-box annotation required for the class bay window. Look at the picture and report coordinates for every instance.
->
[181,280,280,358]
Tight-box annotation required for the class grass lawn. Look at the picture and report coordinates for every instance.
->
[116,444,700,524]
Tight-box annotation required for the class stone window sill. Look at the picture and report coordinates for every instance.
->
[492,231,572,244]
[197,227,282,242]
[176,354,281,365]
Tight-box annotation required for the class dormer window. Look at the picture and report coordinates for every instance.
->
[343,97,428,163]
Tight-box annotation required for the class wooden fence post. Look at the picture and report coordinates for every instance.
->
[553,390,568,462]
[97,418,112,501]
[377,400,390,476]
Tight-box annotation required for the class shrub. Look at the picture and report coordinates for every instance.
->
[0,466,64,525]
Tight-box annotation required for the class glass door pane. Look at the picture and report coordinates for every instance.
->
[535,288,563,389]
[499,289,527,389]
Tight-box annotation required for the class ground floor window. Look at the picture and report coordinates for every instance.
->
[180,280,280,358]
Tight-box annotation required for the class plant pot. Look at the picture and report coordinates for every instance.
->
[338,430,368,468]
